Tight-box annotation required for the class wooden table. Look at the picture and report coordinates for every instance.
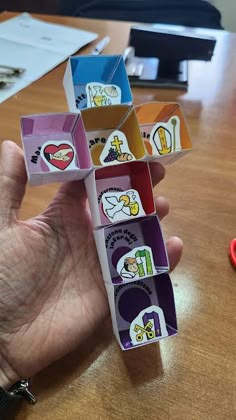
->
[1,11,236,420]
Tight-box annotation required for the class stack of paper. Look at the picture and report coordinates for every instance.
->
[0,13,97,104]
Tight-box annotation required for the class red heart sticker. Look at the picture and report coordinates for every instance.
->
[43,143,74,170]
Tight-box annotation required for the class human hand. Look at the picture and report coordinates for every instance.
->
[52,148,71,161]
[0,140,183,389]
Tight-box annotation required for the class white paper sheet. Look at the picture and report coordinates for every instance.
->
[0,13,98,104]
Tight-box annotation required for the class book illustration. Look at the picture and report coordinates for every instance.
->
[150,115,181,155]
[86,82,121,108]
[40,140,77,171]
[130,305,168,345]
[102,189,145,222]
[100,130,135,166]
[117,246,156,280]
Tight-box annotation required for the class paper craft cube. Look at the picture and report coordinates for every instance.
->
[106,273,177,350]
[81,104,146,168]
[94,215,169,285]
[20,55,193,351]
[85,161,155,227]
[21,113,92,186]
[135,102,192,164]
[63,55,133,111]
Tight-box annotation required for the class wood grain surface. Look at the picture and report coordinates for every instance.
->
[0,12,236,420]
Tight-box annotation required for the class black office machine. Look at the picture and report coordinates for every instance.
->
[124,25,216,89]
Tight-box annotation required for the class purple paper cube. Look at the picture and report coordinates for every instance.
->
[106,273,177,350]
[21,113,92,185]
[94,215,169,285]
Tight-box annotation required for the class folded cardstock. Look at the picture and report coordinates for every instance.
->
[105,273,177,350]
[63,55,133,111]
[94,215,169,285]
[21,113,92,185]
[135,102,192,164]
[85,161,155,227]
[81,104,146,168]
[21,54,193,351]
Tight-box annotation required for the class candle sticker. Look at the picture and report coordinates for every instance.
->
[41,141,77,171]
[150,116,181,155]
[130,305,168,345]
[86,82,121,108]
[102,189,145,222]
[100,130,135,166]
[117,246,156,280]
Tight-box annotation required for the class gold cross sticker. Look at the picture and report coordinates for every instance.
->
[111,135,123,154]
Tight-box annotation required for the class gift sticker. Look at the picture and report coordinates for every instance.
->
[86,82,121,108]
[41,141,78,171]
[102,189,145,222]
[100,130,135,166]
[117,246,156,280]
[130,305,168,345]
[150,116,181,155]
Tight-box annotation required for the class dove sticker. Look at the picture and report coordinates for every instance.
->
[86,82,122,108]
[41,140,78,172]
[102,189,145,223]
[100,130,135,166]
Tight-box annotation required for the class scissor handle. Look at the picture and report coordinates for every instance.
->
[229,239,236,267]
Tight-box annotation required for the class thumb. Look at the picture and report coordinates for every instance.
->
[0,140,27,227]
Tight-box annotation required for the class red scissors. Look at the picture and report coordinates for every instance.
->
[229,239,236,267]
